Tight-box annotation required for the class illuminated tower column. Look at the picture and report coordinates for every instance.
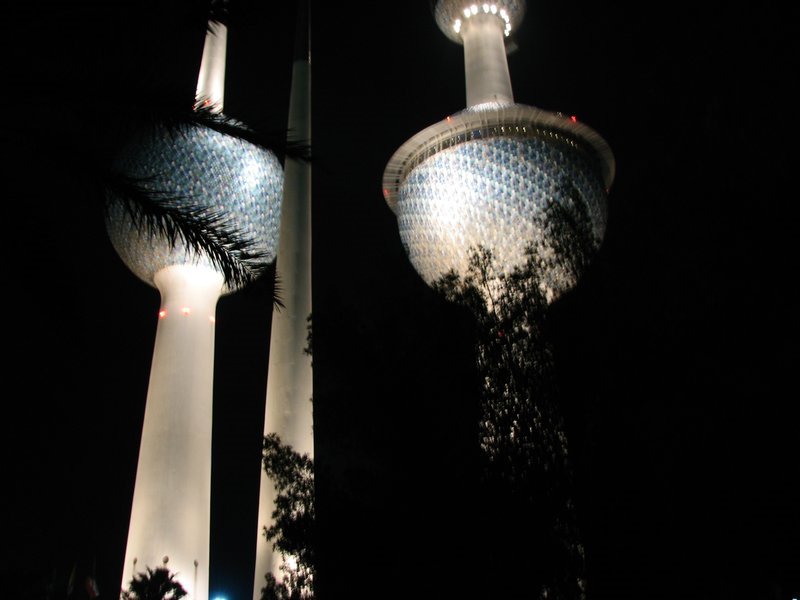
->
[458,4,515,106]
[112,14,284,600]
[118,21,229,600]
[195,19,227,111]
[120,266,223,600]
[254,1,313,594]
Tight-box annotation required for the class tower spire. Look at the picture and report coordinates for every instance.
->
[253,0,313,597]
[194,18,228,112]
[435,1,525,107]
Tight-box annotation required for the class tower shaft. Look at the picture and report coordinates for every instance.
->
[195,21,227,111]
[254,1,312,595]
[462,14,513,107]
[121,265,223,600]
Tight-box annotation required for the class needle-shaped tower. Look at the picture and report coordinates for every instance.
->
[253,1,313,596]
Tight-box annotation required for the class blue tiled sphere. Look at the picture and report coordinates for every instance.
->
[105,122,283,293]
[397,132,607,302]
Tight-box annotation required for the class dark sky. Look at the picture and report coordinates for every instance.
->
[5,1,798,599]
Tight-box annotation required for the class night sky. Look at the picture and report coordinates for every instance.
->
[5,1,798,599]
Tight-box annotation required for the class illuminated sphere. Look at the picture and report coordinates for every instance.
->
[383,104,614,301]
[105,122,283,293]
[434,0,526,43]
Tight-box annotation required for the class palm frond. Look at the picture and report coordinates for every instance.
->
[272,268,285,311]
[207,0,230,28]
[102,170,270,290]
[191,105,312,163]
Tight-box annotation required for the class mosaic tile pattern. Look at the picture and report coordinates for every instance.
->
[105,123,283,291]
[397,135,607,301]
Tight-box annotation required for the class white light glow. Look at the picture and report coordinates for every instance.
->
[437,1,521,42]
[181,307,191,316]
[285,555,299,573]
[452,2,515,37]
[241,157,265,190]
[158,309,167,319]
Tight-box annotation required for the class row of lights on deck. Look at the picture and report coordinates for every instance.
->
[453,4,513,37]
[157,308,215,323]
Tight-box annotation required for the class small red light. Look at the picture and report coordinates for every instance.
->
[181,307,191,316]
[158,310,167,319]
[570,115,578,123]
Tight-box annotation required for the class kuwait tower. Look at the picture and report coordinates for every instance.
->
[105,4,283,599]
[383,0,614,296]
[254,1,313,596]
[382,1,614,596]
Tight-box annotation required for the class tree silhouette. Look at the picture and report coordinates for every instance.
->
[432,197,599,599]
[121,567,187,600]
[260,433,315,600]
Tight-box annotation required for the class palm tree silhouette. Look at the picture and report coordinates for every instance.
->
[121,566,187,600]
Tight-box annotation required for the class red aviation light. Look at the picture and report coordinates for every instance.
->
[570,115,578,123]
[158,309,167,319]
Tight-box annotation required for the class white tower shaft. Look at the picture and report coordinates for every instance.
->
[122,22,229,600]
[253,2,313,596]
[462,14,514,107]
[121,265,223,600]
[195,21,228,112]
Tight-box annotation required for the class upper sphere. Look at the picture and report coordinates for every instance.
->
[435,0,526,44]
[105,122,283,293]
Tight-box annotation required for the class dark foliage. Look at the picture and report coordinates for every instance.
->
[260,433,315,600]
[121,567,187,600]
[433,201,597,599]
[160,105,312,166]
[303,313,313,360]
[207,0,229,28]
[102,167,271,290]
